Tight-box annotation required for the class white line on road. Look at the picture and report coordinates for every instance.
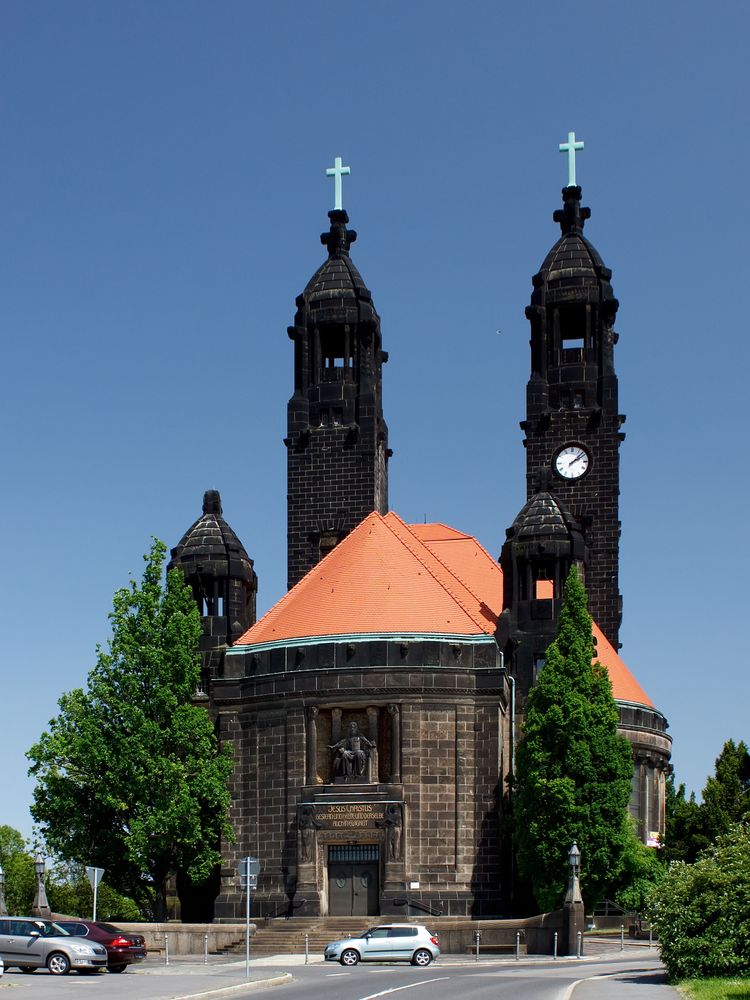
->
[562,973,607,1000]
[357,977,450,1000]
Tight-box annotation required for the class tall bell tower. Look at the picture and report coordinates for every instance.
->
[521,137,624,647]
[285,159,390,589]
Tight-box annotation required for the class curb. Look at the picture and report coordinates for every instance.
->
[172,972,293,999]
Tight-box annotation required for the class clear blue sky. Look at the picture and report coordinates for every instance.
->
[2,1,748,842]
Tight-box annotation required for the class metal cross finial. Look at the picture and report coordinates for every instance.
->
[326,156,351,211]
[559,131,585,187]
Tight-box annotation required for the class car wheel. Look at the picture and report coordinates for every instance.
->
[47,952,71,976]
[108,964,128,973]
[339,948,360,966]
[412,949,432,967]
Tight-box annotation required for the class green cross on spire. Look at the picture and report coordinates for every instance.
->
[326,156,351,211]
[559,131,585,187]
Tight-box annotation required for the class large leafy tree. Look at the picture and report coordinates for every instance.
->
[698,739,750,846]
[27,539,233,919]
[513,565,634,911]
[664,742,750,864]
[664,775,703,864]
[0,825,35,914]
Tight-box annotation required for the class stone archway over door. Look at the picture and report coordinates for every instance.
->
[328,845,379,916]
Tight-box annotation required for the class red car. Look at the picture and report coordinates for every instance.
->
[56,921,147,973]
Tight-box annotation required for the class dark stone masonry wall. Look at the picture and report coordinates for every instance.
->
[211,638,508,919]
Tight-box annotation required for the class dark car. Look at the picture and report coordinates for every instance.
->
[55,921,146,973]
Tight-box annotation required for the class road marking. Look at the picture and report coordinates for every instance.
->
[357,977,450,1000]
[562,973,608,1000]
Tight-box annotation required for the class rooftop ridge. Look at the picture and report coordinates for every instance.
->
[384,514,495,633]
[232,511,375,646]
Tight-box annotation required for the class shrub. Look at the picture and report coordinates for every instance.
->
[647,823,750,980]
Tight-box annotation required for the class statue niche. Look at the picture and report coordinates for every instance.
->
[329,722,374,783]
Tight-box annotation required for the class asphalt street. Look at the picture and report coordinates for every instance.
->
[0,948,681,1000]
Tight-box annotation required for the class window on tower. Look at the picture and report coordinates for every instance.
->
[559,304,587,363]
[320,329,353,376]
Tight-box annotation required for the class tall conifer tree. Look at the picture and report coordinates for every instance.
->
[513,565,633,911]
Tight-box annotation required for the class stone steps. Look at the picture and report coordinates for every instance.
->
[246,917,376,955]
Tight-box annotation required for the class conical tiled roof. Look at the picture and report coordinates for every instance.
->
[512,492,579,542]
[170,490,255,582]
[294,209,378,327]
[531,186,617,309]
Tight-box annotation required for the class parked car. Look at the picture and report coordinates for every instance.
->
[324,923,440,966]
[0,916,108,975]
[55,920,147,973]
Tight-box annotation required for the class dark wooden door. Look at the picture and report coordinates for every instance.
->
[328,862,379,915]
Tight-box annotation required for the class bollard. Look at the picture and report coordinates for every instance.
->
[620,924,625,951]
[553,931,558,960]
[164,933,170,966]
[305,933,309,965]
[649,926,653,950]
[515,931,520,961]
[577,931,582,958]
[474,930,480,961]
[204,933,208,965]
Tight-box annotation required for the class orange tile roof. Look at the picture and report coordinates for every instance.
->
[235,512,497,646]
[592,623,654,707]
[234,511,653,707]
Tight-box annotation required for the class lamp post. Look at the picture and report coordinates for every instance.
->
[568,842,581,881]
[563,841,584,956]
[0,862,8,916]
[32,853,51,918]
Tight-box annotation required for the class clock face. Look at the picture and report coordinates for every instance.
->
[554,445,590,480]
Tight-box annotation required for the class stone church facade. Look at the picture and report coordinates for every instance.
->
[169,176,671,920]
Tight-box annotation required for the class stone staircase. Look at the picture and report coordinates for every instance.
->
[244,916,377,956]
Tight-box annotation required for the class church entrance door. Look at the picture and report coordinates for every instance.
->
[328,845,379,916]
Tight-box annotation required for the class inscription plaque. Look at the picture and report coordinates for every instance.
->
[313,802,387,830]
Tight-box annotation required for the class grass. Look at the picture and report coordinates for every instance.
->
[678,979,750,1000]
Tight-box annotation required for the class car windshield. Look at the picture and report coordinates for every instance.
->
[39,921,70,937]
[95,923,122,933]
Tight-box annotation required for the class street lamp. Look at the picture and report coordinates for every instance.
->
[32,853,51,918]
[568,842,581,877]
[563,841,584,956]
[0,862,7,916]
[564,841,583,906]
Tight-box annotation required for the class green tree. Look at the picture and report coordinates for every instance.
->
[27,539,233,920]
[613,823,666,913]
[648,823,750,980]
[0,825,35,914]
[46,861,142,921]
[513,565,634,911]
[664,775,703,864]
[698,739,750,848]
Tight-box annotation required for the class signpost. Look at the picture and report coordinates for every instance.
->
[85,866,105,921]
[238,857,260,977]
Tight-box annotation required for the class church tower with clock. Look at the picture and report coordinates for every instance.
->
[521,171,624,649]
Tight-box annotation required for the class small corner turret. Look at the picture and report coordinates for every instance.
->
[169,490,257,691]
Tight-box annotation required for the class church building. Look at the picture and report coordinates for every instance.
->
[169,143,671,919]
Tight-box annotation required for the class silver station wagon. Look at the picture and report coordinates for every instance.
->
[324,923,440,966]
[0,917,108,975]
